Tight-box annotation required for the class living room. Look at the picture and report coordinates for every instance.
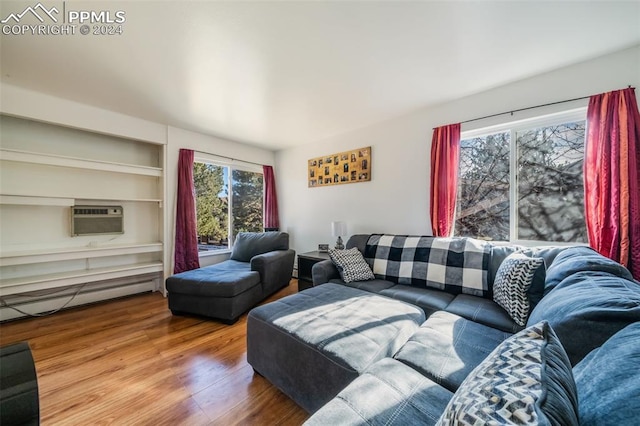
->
[1,1,639,425]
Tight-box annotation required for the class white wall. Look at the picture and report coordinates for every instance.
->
[276,45,640,255]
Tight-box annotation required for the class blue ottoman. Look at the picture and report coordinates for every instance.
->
[247,283,426,412]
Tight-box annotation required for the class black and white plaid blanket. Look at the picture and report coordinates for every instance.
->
[364,234,491,298]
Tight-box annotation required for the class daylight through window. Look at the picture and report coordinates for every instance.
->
[193,161,263,252]
[455,109,587,243]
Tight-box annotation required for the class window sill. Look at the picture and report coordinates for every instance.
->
[198,249,232,258]
[489,240,590,248]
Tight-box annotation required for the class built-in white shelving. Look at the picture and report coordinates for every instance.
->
[0,195,75,206]
[0,242,163,267]
[0,148,163,177]
[0,114,166,315]
[0,262,164,296]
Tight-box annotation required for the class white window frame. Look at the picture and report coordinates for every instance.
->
[458,107,588,246]
[193,154,264,257]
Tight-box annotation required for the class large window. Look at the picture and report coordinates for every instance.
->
[193,161,263,252]
[455,109,587,243]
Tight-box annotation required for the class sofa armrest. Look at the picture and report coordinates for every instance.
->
[251,249,296,296]
[312,259,340,285]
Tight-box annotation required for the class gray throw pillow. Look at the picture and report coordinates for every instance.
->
[230,232,289,262]
[573,322,640,425]
[328,248,375,283]
[527,272,640,366]
[437,321,578,426]
[493,253,545,326]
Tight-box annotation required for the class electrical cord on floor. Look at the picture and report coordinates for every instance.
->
[0,283,87,317]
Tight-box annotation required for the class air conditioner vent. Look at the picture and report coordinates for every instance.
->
[71,205,123,236]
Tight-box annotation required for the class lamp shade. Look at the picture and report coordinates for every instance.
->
[331,221,347,237]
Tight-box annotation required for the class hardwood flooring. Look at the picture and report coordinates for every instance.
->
[0,280,310,425]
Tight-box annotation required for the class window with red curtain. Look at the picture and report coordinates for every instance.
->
[430,123,461,237]
[174,149,200,274]
[584,87,640,280]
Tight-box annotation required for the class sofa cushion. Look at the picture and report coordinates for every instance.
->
[492,253,545,326]
[394,311,511,393]
[379,285,455,318]
[247,283,425,413]
[545,246,634,294]
[230,231,289,262]
[365,234,491,297]
[165,260,260,297]
[445,294,522,333]
[437,321,578,426]
[328,247,375,283]
[573,322,640,426]
[304,358,453,426]
[527,271,640,366]
[329,278,395,293]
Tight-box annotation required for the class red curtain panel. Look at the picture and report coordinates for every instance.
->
[585,87,640,280]
[174,149,200,274]
[430,123,461,237]
[263,165,280,230]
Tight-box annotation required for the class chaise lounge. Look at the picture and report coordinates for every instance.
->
[166,231,295,323]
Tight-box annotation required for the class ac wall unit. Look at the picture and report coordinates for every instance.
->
[71,206,124,236]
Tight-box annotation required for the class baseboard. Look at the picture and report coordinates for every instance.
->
[0,280,157,322]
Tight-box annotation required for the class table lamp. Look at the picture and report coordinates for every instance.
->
[331,221,347,250]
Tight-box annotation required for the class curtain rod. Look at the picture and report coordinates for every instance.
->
[437,85,635,128]
[193,150,265,168]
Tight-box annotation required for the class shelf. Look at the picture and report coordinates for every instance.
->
[0,195,75,206]
[0,243,163,267]
[0,262,164,296]
[0,193,163,204]
[0,148,163,177]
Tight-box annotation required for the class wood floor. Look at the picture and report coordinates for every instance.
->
[0,280,310,425]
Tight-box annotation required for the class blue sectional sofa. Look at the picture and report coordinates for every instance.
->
[246,234,640,425]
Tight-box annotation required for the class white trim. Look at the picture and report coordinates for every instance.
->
[194,153,263,174]
[461,107,587,139]
[198,249,232,258]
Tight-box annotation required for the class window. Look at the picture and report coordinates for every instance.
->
[193,161,263,252]
[455,109,587,243]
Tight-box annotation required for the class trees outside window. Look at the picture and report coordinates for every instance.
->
[455,110,587,243]
[193,162,263,252]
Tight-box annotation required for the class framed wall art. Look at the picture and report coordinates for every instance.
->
[308,146,371,187]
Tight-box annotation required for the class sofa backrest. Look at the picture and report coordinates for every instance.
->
[230,231,289,262]
[346,234,370,254]
[347,234,571,303]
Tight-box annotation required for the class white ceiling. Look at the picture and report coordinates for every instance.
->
[1,1,639,150]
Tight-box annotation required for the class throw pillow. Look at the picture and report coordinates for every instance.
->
[493,253,545,326]
[437,321,579,426]
[230,232,289,262]
[328,248,375,283]
[573,322,640,425]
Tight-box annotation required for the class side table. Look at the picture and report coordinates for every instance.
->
[297,251,331,291]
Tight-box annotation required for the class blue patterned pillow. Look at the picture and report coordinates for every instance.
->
[329,248,375,283]
[437,321,578,426]
[493,253,545,326]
